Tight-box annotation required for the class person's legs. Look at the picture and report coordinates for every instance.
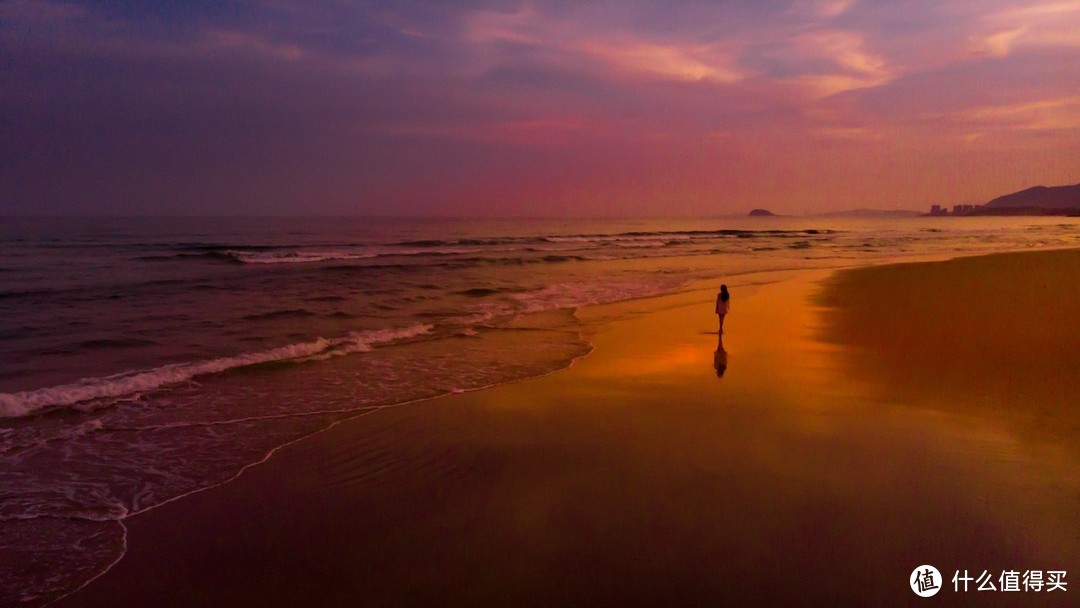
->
[718,313,725,334]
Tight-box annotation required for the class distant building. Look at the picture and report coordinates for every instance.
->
[928,203,986,216]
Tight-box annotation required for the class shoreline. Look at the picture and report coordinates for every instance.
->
[54,249,1075,604]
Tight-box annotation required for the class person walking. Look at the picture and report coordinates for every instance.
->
[715,284,730,334]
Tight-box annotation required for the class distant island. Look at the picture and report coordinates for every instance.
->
[926,183,1080,216]
[748,208,775,216]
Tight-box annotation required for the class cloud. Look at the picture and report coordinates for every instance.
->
[968,0,1080,57]
[811,126,883,140]
[464,7,546,46]
[372,114,591,146]
[961,96,1080,131]
[997,0,1080,20]
[577,40,744,83]
[789,0,859,18]
[785,30,895,96]
[201,29,307,61]
[462,6,746,84]
[3,0,1078,215]
[819,0,858,17]
[972,27,1028,58]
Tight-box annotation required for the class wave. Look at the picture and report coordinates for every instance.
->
[0,324,433,419]
[0,277,200,301]
[0,286,71,300]
[198,247,495,265]
[241,308,318,321]
[392,228,837,248]
[76,338,158,350]
[454,277,690,326]
[156,228,840,268]
[172,243,290,252]
[0,419,105,456]
[457,288,505,297]
[544,228,836,244]
[393,228,838,249]
[221,250,379,264]
[511,280,681,314]
[394,237,527,247]
[540,254,589,263]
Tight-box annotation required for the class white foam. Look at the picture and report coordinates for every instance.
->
[224,250,378,264]
[612,240,668,248]
[225,246,495,264]
[510,280,677,314]
[546,234,692,245]
[0,324,433,418]
[455,279,685,328]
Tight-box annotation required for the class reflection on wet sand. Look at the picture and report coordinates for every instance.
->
[713,334,727,377]
[818,249,1080,455]
[815,249,1080,589]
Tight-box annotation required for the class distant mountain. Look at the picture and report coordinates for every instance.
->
[747,208,775,216]
[984,184,1080,210]
[814,209,921,218]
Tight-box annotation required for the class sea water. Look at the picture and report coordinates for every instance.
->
[1,216,1077,604]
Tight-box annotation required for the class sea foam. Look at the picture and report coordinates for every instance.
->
[0,324,433,418]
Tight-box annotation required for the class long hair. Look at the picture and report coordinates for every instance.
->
[720,284,730,302]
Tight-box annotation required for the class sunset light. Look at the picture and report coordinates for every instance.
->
[2,2,1078,606]
[3,0,1078,215]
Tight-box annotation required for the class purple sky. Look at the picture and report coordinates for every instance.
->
[2,0,1078,216]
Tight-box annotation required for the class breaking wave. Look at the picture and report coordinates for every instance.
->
[0,324,433,418]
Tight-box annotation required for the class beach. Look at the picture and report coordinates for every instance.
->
[8,0,1080,603]
[53,249,1079,606]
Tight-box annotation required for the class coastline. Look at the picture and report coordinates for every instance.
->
[56,249,1080,606]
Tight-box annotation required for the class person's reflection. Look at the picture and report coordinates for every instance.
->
[713,334,728,378]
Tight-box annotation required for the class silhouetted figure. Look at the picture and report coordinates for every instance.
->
[713,334,728,378]
[715,284,730,334]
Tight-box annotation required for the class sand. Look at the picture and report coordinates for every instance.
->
[58,251,1080,606]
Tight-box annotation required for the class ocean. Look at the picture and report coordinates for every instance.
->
[1,216,1078,604]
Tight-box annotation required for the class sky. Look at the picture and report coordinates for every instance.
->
[1,0,1078,216]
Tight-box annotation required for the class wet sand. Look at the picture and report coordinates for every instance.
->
[59,251,1079,606]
